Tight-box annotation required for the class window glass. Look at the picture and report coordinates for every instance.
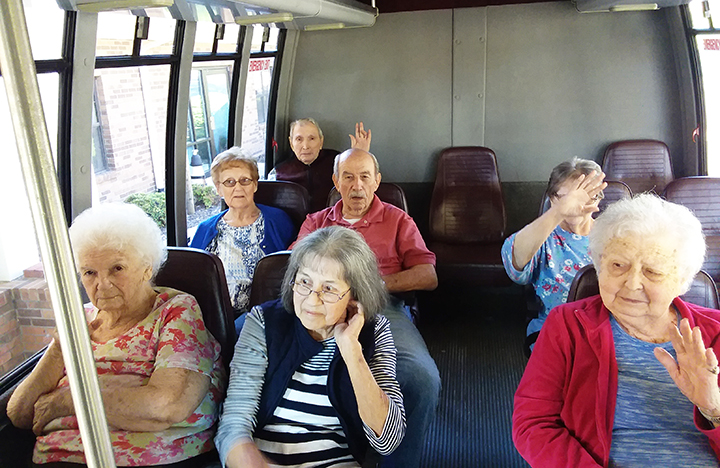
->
[193,22,217,53]
[91,66,170,236]
[688,0,716,30]
[242,57,274,177]
[96,11,137,57]
[265,27,280,53]
[696,34,720,175]
[186,64,233,238]
[217,24,241,53]
[0,73,60,374]
[24,0,65,61]
[249,25,267,53]
[140,16,176,56]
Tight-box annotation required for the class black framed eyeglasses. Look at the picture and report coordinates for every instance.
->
[291,281,351,304]
[221,177,255,188]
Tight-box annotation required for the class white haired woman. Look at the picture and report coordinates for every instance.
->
[501,157,606,352]
[215,226,406,467]
[7,203,226,467]
[513,194,720,467]
[191,147,294,318]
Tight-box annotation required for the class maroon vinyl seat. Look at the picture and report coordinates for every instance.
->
[601,139,673,194]
[428,146,511,286]
[663,177,720,283]
[327,182,409,213]
[154,247,236,373]
[255,180,310,238]
[249,251,291,309]
[567,264,719,310]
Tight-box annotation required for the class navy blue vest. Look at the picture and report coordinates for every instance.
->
[255,299,377,463]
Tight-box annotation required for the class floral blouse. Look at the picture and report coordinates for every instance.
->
[32,287,226,466]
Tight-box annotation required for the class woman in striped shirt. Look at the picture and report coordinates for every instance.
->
[216,226,406,467]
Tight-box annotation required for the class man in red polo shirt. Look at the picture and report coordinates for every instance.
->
[295,148,440,468]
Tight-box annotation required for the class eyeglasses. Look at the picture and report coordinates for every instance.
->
[291,281,351,304]
[221,177,255,188]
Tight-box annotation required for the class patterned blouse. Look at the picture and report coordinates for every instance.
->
[208,213,266,312]
[501,225,592,337]
[32,287,226,466]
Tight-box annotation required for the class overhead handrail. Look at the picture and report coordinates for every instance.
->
[0,2,116,467]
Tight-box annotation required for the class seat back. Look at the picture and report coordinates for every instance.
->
[429,146,506,243]
[249,251,292,308]
[663,177,720,283]
[255,181,310,235]
[601,140,673,194]
[538,180,632,217]
[154,247,236,371]
[327,182,409,213]
[567,264,719,310]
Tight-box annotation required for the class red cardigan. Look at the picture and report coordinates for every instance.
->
[513,295,720,467]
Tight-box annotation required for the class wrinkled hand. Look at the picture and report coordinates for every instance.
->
[335,300,365,357]
[349,122,372,152]
[33,386,73,435]
[551,170,606,219]
[655,318,720,415]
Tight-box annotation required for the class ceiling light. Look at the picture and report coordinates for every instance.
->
[75,0,172,13]
[304,22,346,31]
[235,12,294,25]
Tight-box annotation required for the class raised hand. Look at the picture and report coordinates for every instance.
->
[655,318,720,419]
[551,170,607,219]
[349,122,372,152]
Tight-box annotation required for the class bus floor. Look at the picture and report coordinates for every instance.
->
[417,286,530,468]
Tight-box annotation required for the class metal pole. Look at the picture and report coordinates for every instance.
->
[0,2,116,467]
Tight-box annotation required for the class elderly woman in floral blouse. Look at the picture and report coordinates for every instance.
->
[8,203,226,467]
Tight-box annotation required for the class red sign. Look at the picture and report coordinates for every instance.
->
[249,59,272,72]
[703,38,720,51]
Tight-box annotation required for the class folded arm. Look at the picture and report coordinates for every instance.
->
[382,263,437,293]
[31,367,210,434]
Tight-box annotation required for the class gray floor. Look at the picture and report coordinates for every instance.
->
[417,290,531,468]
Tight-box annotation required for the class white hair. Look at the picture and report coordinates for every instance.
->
[589,193,705,293]
[69,203,167,278]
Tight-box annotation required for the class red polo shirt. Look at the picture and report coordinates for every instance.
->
[296,195,436,276]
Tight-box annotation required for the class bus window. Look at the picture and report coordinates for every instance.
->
[0,1,65,378]
[688,0,719,175]
[242,55,274,175]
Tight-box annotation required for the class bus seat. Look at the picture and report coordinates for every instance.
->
[327,182,409,212]
[663,177,720,283]
[537,180,632,216]
[427,146,511,286]
[255,181,310,236]
[249,251,291,309]
[601,139,673,194]
[154,247,236,373]
[567,264,719,310]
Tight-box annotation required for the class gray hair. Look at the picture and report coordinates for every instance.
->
[210,146,259,187]
[281,226,388,320]
[546,157,602,199]
[333,149,380,177]
[69,203,167,278]
[289,117,324,140]
[589,194,705,294]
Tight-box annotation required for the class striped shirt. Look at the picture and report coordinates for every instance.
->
[215,307,405,467]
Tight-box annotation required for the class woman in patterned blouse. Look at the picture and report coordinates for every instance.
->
[216,226,406,467]
[191,147,294,318]
[7,203,226,466]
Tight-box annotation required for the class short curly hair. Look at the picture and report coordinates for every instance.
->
[210,146,259,187]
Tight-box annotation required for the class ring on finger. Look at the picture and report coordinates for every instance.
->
[709,366,719,375]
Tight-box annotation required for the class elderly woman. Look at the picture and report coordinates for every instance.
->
[513,194,720,467]
[215,226,406,467]
[501,157,606,351]
[191,147,294,315]
[269,119,372,212]
[7,203,226,466]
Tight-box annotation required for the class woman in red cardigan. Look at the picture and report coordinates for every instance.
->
[513,194,720,467]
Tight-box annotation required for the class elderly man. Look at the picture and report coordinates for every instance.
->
[270,118,371,212]
[295,148,440,468]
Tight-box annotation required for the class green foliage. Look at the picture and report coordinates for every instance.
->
[125,191,167,227]
[192,184,219,209]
